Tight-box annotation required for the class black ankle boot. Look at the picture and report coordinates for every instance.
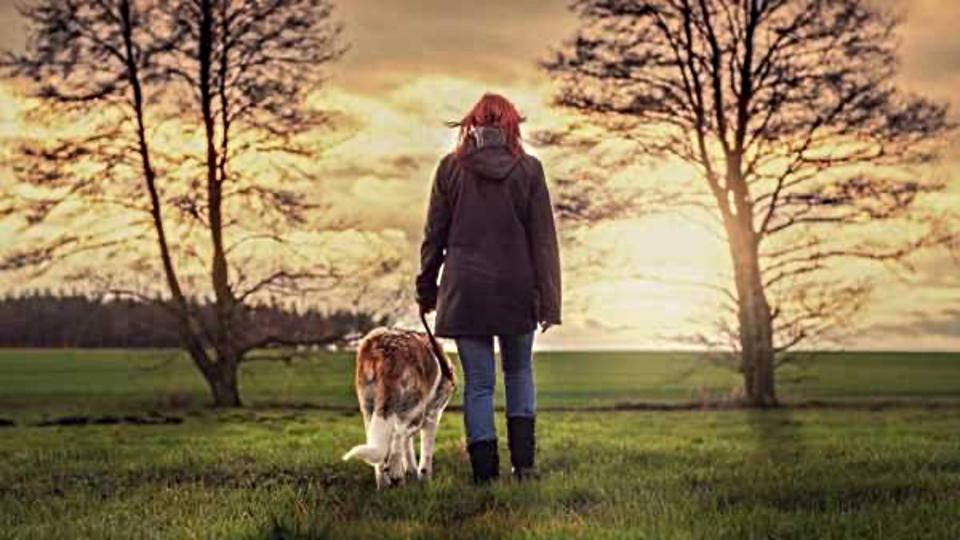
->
[466,439,500,485]
[507,416,539,481]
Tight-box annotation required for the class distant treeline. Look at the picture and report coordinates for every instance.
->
[0,290,384,348]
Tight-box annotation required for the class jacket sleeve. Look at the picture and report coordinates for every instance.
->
[526,159,562,325]
[415,155,453,309]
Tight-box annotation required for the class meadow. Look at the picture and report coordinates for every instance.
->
[1,349,959,538]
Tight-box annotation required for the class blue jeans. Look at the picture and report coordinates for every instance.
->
[455,332,536,444]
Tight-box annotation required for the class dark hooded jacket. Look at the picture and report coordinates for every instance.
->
[415,125,562,337]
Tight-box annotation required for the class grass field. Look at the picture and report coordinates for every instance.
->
[1,349,959,418]
[1,349,959,538]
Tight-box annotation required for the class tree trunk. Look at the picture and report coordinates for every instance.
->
[193,0,243,409]
[187,348,242,407]
[729,223,777,408]
[205,358,242,408]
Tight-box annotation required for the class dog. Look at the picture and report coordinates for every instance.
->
[341,325,456,489]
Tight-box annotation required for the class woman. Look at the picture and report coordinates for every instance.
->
[415,92,562,484]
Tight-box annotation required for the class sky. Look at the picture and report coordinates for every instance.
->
[1,0,959,351]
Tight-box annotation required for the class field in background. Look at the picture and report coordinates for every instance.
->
[1,349,959,538]
[1,349,959,420]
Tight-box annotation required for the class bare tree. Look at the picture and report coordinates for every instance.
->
[0,0,388,406]
[538,0,954,406]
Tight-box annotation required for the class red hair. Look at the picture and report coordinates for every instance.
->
[446,93,527,157]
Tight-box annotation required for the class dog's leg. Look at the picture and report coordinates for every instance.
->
[375,460,389,490]
[404,431,418,480]
[418,412,441,481]
[383,421,408,487]
[360,407,379,488]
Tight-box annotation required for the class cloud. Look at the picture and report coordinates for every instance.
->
[863,309,960,339]
[330,0,579,94]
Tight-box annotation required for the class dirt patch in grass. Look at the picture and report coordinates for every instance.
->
[256,398,960,414]
[34,413,183,427]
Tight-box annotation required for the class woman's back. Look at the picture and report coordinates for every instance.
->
[416,125,560,338]
[445,127,537,285]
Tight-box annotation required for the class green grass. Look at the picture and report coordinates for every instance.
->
[2,409,959,539]
[1,349,959,538]
[1,349,958,420]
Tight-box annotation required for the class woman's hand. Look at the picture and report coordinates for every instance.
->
[418,302,435,316]
[539,321,553,334]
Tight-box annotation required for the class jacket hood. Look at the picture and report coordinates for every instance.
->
[460,125,521,181]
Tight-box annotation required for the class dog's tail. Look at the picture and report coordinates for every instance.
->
[342,413,395,465]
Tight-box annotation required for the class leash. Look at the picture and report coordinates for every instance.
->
[420,311,455,385]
